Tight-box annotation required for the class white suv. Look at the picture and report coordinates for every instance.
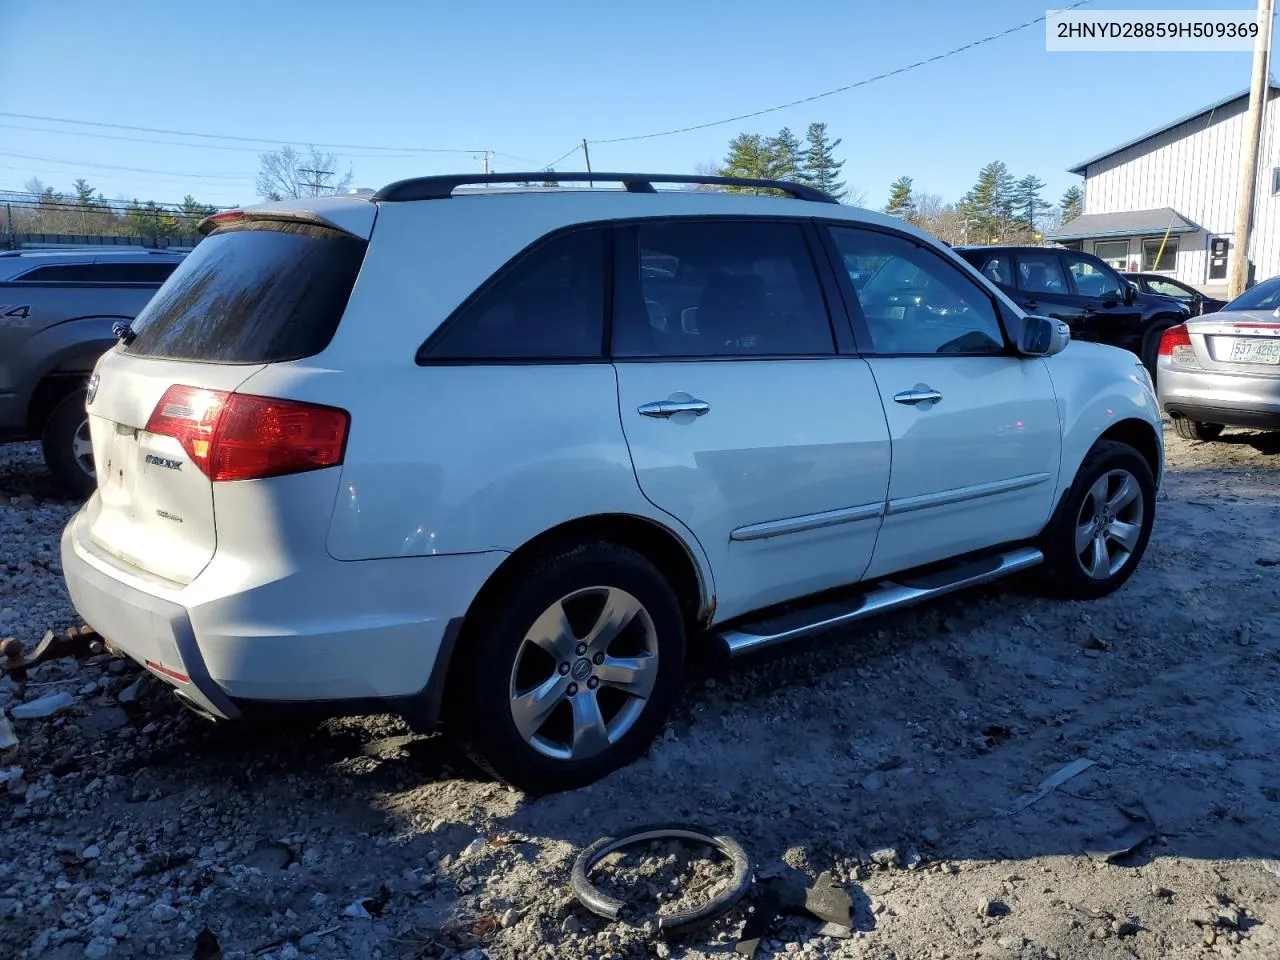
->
[60,173,1163,792]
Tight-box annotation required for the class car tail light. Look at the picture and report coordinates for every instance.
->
[1158,324,1190,355]
[146,385,349,481]
[1157,324,1199,368]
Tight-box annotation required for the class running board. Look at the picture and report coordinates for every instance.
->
[716,546,1043,658]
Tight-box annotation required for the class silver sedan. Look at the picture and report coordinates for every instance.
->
[1157,276,1280,440]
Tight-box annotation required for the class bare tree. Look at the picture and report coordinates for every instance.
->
[256,145,354,200]
[687,160,727,191]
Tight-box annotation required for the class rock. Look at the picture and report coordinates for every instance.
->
[0,717,17,749]
[0,637,21,658]
[655,944,671,959]
[459,950,487,960]
[279,945,300,960]
[1113,919,1139,937]
[561,915,583,935]
[150,902,179,922]
[500,907,519,928]
[117,676,145,703]
[920,826,942,846]
[82,844,101,859]
[1217,906,1241,928]
[110,923,128,938]
[977,899,1008,918]
[84,941,110,960]
[11,691,75,719]
[860,772,884,792]
[343,900,371,919]
[870,846,900,869]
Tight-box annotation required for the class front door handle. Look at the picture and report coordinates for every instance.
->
[638,398,711,419]
[893,387,943,406]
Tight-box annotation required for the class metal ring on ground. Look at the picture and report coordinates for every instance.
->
[570,824,752,933]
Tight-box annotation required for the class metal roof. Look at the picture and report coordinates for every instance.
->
[1046,207,1200,242]
[1067,84,1280,175]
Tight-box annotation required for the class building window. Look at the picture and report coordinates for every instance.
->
[1093,239,1130,270]
[1142,237,1178,272]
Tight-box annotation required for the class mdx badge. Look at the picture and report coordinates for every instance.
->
[144,454,183,471]
[86,373,100,405]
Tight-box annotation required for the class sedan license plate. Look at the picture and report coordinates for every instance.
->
[1229,338,1280,364]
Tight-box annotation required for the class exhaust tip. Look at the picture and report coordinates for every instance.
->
[173,690,218,722]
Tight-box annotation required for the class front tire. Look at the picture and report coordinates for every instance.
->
[41,388,96,499]
[1039,440,1156,600]
[1172,418,1224,442]
[450,542,685,793]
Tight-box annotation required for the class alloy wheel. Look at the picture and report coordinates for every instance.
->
[508,586,659,761]
[1075,469,1144,579]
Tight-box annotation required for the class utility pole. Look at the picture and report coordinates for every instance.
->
[582,139,593,188]
[474,151,492,175]
[297,168,334,197]
[1230,0,1274,298]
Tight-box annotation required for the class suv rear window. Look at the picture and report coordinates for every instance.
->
[124,220,367,364]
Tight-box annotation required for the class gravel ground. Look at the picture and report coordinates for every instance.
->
[2,425,1278,960]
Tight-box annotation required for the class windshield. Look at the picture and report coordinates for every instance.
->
[1221,276,1280,313]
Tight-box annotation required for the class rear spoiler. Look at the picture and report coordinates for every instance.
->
[196,209,350,237]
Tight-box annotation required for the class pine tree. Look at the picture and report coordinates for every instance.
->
[542,168,560,188]
[721,133,771,192]
[884,176,916,220]
[959,161,1015,243]
[1060,185,1084,222]
[800,122,846,199]
[72,179,96,205]
[767,127,804,183]
[1010,175,1049,234]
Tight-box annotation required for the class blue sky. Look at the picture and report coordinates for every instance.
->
[0,0,1267,211]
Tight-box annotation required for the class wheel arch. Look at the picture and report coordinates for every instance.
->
[471,513,714,629]
[418,512,713,733]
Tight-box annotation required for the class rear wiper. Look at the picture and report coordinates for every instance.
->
[111,321,137,345]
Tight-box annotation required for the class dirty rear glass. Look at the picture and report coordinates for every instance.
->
[123,220,367,363]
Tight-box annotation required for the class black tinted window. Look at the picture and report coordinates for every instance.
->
[829,227,1005,356]
[15,263,98,282]
[612,220,834,358]
[426,228,605,360]
[94,261,180,284]
[125,221,367,363]
[1016,251,1069,294]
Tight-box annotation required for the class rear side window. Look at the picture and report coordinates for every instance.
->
[1016,251,1069,294]
[94,261,180,284]
[125,221,367,364]
[612,220,834,358]
[14,263,98,282]
[423,227,606,361]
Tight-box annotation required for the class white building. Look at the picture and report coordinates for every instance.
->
[1049,84,1280,295]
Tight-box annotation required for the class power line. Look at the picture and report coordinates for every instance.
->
[0,111,499,156]
[0,149,253,181]
[543,143,583,170]
[592,0,1095,144]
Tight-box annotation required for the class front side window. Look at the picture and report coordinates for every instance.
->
[426,227,606,361]
[979,253,1014,287]
[1142,237,1178,272]
[611,220,834,358]
[1063,252,1125,300]
[828,227,1006,356]
[1093,239,1130,271]
[14,263,98,282]
[1016,251,1069,295]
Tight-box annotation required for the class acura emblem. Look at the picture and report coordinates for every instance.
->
[86,374,99,405]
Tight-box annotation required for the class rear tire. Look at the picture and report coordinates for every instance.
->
[1172,418,1224,442]
[449,541,685,793]
[41,388,96,500]
[1038,440,1156,600]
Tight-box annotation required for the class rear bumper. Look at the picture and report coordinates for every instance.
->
[1158,364,1280,429]
[60,507,506,720]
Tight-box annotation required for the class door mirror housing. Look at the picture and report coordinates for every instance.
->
[1123,281,1137,305]
[1018,315,1071,357]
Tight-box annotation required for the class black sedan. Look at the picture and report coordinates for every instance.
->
[1125,272,1226,316]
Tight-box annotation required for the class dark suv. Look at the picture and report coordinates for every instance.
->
[955,245,1190,371]
[0,249,184,496]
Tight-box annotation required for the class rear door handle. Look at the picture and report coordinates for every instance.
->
[893,388,943,406]
[638,399,711,418]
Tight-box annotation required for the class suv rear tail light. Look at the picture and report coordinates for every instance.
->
[146,385,349,481]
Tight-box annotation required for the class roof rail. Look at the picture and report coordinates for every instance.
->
[371,172,839,204]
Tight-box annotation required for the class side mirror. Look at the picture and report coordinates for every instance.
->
[1123,282,1137,305]
[1019,314,1071,357]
